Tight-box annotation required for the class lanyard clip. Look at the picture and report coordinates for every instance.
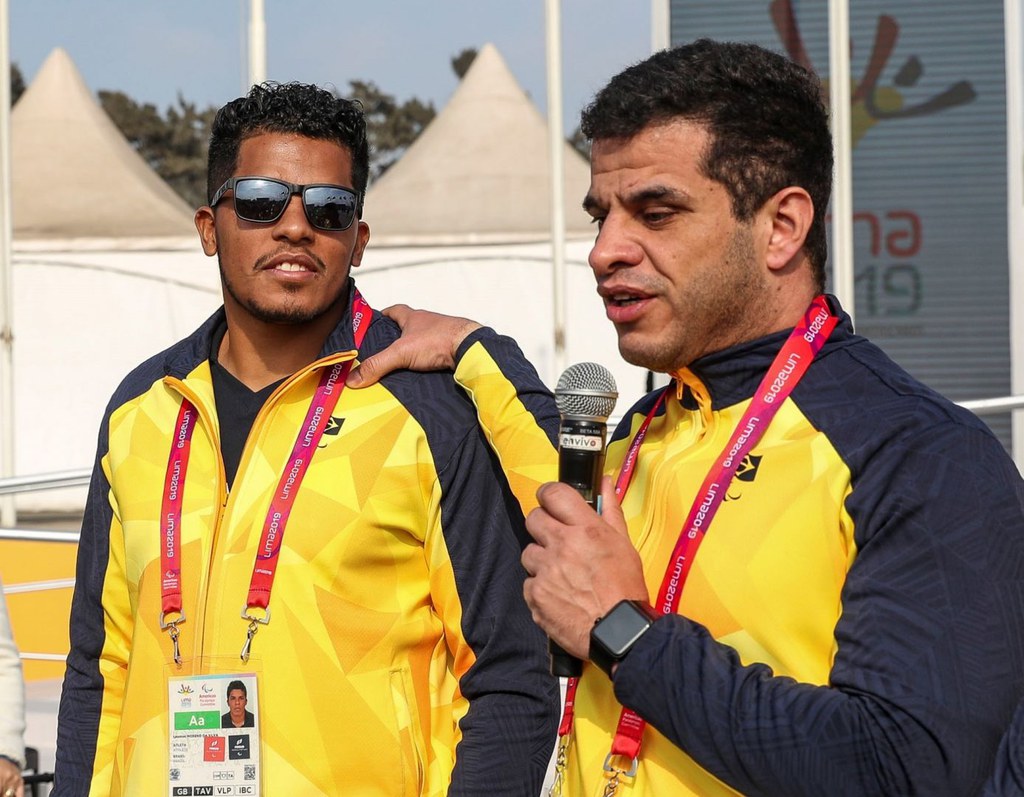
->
[240,606,271,662]
[159,611,186,667]
[547,734,572,796]
[601,753,637,796]
[603,752,638,779]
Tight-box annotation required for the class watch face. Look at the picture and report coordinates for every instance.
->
[595,602,653,657]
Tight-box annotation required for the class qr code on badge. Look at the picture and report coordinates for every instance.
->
[244,765,256,781]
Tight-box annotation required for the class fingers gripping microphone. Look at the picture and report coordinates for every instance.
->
[549,362,618,677]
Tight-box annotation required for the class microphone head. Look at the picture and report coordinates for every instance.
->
[555,362,618,421]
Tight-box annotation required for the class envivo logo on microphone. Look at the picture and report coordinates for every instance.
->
[560,432,602,451]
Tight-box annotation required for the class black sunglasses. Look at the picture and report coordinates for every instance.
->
[210,176,360,231]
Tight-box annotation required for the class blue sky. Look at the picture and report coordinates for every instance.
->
[9,1,651,131]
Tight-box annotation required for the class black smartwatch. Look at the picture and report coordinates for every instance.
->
[589,599,660,678]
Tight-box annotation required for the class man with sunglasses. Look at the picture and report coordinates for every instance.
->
[53,82,558,797]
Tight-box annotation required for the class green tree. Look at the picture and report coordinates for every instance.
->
[99,90,215,208]
[11,63,24,105]
[451,48,477,80]
[348,80,435,182]
[159,98,217,207]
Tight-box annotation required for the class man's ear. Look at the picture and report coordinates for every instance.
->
[349,220,371,268]
[195,206,218,256]
[764,186,814,273]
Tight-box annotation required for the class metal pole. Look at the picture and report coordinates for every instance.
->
[0,0,15,526]
[545,0,567,382]
[828,0,855,320]
[1005,0,1024,469]
[0,529,79,543]
[651,0,671,52]
[0,469,91,496]
[248,0,267,89]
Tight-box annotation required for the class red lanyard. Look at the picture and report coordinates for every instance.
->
[159,290,372,664]
[558,297,838,776]
[159,404,198,663]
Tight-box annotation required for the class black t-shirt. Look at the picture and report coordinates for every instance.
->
[209,323,286,488]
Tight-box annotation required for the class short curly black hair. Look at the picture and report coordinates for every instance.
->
[581,39,833,290]
[206,82,369,217]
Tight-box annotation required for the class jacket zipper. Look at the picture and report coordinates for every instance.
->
[162,351,356,662]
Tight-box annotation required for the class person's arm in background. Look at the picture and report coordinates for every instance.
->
[0,575,25,797]
[349,305,559,517]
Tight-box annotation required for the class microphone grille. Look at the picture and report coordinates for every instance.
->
[555,362,618,421]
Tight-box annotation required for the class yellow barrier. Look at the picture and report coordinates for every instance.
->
[0,539,77,681]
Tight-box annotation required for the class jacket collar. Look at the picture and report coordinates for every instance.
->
[670,295,855,411]
[162,278,369,380]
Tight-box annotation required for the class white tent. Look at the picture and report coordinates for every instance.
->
[358,43,647,399]
[366,42,595,245]
[12,48,197,240]
[11,48,218,513]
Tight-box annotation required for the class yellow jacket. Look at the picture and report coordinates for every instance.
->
[454,305,1024,796]
[55,291,558,796]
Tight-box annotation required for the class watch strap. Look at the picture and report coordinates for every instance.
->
[589,599,660,678]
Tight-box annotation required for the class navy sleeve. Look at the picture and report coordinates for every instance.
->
[437,423,559,796]
[375,323,559,797]
[984,698,1024,796]
[614,422,1024,796]
[52,432,115,796]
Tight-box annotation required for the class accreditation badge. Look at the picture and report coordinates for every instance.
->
[167,672,262,796]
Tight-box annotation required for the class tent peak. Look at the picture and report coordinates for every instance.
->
[365,42,592,242]
[12,47,195,240]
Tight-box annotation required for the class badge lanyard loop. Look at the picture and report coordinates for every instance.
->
[158,290,372,667]
[550,297,837,794]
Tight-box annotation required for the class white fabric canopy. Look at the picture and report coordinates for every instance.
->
[12,47,195,240]
[10,48,215,511]
[365,43,595,245]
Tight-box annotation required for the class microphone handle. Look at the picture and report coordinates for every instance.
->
[550,417,606,678]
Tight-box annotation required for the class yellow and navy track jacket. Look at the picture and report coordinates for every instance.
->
[53,282,559,797]
[454,296,1024,797]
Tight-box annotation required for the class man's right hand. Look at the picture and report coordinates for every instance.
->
[346,304,482,387]
[521,477,650,660]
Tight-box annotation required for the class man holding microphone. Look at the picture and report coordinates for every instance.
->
[351,39,1024,796]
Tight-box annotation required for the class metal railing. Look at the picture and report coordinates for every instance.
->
[0,468,89,496]
[957,396,1024,415]
[0,528,79,543]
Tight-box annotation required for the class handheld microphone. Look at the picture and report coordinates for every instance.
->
[549,362,618,677]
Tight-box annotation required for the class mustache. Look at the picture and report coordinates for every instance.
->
[253,249,328,273]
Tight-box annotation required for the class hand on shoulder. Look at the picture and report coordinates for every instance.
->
[347,304,482,387]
